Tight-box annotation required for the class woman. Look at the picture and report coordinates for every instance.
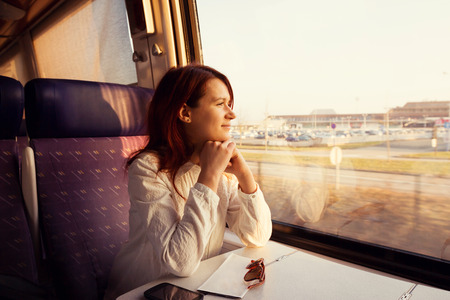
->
[105,64,272,299]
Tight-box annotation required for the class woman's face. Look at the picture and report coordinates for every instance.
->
[182,78,236,146]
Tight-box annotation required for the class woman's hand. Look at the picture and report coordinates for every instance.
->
[197,140,235,192]
[197,140,256,194]
[225,147,257,194]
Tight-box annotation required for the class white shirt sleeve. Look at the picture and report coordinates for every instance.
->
[226,179,272,247]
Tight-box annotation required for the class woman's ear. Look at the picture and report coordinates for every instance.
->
[178,104,192,123]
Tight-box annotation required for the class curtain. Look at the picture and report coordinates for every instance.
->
[32,0,137,84]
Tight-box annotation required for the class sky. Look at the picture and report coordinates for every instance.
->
[196,0,450,122]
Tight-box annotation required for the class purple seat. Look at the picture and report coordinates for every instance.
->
[0,76,38,285]
[24,78,153,300]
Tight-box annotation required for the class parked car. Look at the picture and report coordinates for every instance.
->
[285,134,312,142]
[285,135,298,142]
[230,132,241,139]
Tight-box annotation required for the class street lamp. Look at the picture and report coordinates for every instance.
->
[385,107,391,161]
[362,113,368,129]
[423,114,428,128]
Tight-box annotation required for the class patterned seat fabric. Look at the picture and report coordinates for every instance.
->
[0,76,38,284]
[25,78,154,300]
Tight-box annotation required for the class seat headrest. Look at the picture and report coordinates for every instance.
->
[25,79,154,138]
[0,76,24,139]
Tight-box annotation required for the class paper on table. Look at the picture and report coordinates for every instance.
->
[197,253,251,299]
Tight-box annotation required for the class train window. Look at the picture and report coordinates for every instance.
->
[196,0,450,278]
[31,0,137,84]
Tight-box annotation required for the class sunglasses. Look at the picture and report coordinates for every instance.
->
[244,258,265,289]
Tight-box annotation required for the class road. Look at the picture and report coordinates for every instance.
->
[242,138,449,160]
[247,161,450,197]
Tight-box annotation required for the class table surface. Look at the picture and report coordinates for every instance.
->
[117,240,450,300]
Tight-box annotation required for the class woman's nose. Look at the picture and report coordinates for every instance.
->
[227,107,236,119]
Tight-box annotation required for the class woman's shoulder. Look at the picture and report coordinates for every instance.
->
[129,151,160,173]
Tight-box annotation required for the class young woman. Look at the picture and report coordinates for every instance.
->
[105,64,272,298]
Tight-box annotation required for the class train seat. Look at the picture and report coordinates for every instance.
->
[0,76,40,295]
[23,78,154,300]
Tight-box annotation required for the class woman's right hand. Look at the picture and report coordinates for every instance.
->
[197,140,235,192]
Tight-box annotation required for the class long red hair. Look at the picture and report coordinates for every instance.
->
[128,64,234,198]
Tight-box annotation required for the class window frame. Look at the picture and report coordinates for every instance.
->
[172,0,203,64]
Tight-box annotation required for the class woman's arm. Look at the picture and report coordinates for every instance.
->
[226,180,272,247]
[194,141,272,246]
[128,155,220,277]
[224,147,272,246]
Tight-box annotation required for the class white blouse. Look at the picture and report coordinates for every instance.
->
[105,153,272,299]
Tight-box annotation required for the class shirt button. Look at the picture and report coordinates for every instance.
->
[251,195,256,199]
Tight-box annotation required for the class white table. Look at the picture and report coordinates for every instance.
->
[118,240,450,300]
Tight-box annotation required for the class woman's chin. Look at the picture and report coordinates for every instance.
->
[210,133,231,142]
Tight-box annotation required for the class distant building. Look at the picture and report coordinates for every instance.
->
[267,112,384,130]
[234,101,450,132]
[264,101,450,130]
[389,101,450,128]
[390,101,450,119]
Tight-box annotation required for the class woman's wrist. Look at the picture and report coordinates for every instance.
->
[198,169,221,193]
[236,169,257,194]
[239,182,258,194]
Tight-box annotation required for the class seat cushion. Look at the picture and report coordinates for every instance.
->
[0,140,38,283]
[32,135,146,299]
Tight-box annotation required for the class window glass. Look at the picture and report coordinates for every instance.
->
[196,0,450,261]
[32,0,137,84]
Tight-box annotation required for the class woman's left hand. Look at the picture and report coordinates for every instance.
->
[226,148,257,194]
